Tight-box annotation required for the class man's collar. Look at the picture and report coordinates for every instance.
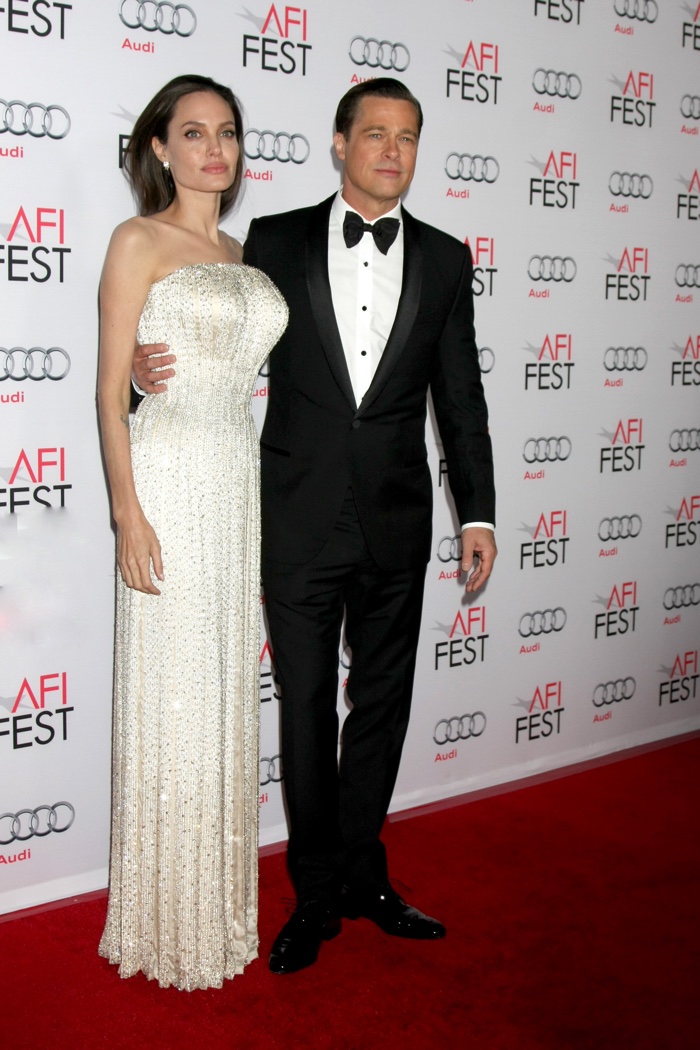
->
[331,190,402,226]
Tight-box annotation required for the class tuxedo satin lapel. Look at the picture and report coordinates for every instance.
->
[356,208,422,417]
[305,197,357,410]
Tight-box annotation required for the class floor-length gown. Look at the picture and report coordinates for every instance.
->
[99,263,288,991]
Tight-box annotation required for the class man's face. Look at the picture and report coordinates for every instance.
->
[333,96,420,219]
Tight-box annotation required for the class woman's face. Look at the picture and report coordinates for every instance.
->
[153,90,239,199]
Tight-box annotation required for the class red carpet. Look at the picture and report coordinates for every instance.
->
[3,736,699,1050]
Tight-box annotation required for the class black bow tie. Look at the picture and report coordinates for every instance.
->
[342,211,400,255]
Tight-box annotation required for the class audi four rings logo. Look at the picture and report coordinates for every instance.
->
[528,256,577,282]
[669,429,700,452]
[532,70,582,99]
[598,515,642,541]
[244,130,310,164]
[613,0,658,22]
[523,437,572,463]
[260,755,283,786]
[445,153,500,183]
[437,536,462,563]
[349,37,410,71]
[681,96,700,120]
[663,585,700,610]
[1,347,71,381]
[119,0,197,35]
[478,347,495,373]
[592,678,636,707]
[609,173,653,199]
[0,99,71,139]
[518,609,567,637]
[604,347,648,371]
[0,802,75,845]
[433,713,486,744]
[675,265,700,288]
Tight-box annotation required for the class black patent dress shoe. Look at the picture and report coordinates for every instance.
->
[268,900,341,974]
[341,882,446,939]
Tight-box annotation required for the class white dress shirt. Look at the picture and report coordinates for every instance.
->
[327,192,493,535]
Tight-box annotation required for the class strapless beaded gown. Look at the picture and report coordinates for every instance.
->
[99,264,288,990]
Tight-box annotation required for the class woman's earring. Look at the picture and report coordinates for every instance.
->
[163,161,170,171]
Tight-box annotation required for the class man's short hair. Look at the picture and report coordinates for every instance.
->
[335,78,424,139]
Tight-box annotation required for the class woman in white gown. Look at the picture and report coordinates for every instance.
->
[97,75,287,990]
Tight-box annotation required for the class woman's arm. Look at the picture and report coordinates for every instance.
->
[97,220,164,595]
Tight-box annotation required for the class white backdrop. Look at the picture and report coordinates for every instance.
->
[2,0,699,915]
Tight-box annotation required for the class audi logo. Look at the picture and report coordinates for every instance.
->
[433,713,486,744]
[445,153,500,184]
[437,536,462,563]
[528,256,577,282]
[532,69,582,100]
[478,347,495,374]
[603,346,648,372]
[675,264,700,288]
[349,36,410,72]
[260,755,283,786]
[592,677,636,707]
[598,515,642,542]
[523,437,572,463]
[669,429,700,452]
[0,802,75,846]
[0,99,71,139]
[244,129,310,165]
[680,95,700,120]
[1,346,71,381]
[608,172,653,199]
[119,0,197,35]
[518,609,567,638]
[613,0,658,23]
[663,584,700,610]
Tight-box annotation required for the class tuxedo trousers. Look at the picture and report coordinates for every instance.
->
[262,489,426,902]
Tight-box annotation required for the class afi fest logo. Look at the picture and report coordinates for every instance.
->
[671,336,700,386]
[533,0,585,24]
[599,418,645,472]
[665,494,700,549]
[0,672,74,752]
[610,70,655,127]
[682,2,700,50]
[519,509,570,570]
[604,246,650,301]
[1,206,69,283]
[0,447,71,512]
[465,236,497,296]
[658,651,699,706]
[529,152,579,208]
[432,607,488,670]
[593,581,639,639]
[677,169,700,220]
[524,332,574,391]
[445,40,502,105]
[1,1,72,39]
[241,5,312,76]
[514,680,565,745]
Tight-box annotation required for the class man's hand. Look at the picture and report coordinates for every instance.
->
[461,527,497,593]
[132,342,176,394]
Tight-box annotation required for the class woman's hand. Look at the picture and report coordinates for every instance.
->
[117,513,164,595]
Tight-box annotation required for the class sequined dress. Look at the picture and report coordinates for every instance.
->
[99,263,288,991]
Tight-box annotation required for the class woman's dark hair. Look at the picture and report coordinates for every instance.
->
[124,74,244,218]
[335,78,423,139]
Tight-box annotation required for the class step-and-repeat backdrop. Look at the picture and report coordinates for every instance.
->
[2,0,699,914]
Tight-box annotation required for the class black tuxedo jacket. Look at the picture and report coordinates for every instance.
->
[244,195,495,571]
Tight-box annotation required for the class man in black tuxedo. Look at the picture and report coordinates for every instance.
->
[134,79,496,975]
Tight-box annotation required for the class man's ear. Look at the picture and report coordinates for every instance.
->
[333,132,347,162]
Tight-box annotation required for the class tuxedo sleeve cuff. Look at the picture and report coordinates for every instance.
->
[461,521,495,531]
